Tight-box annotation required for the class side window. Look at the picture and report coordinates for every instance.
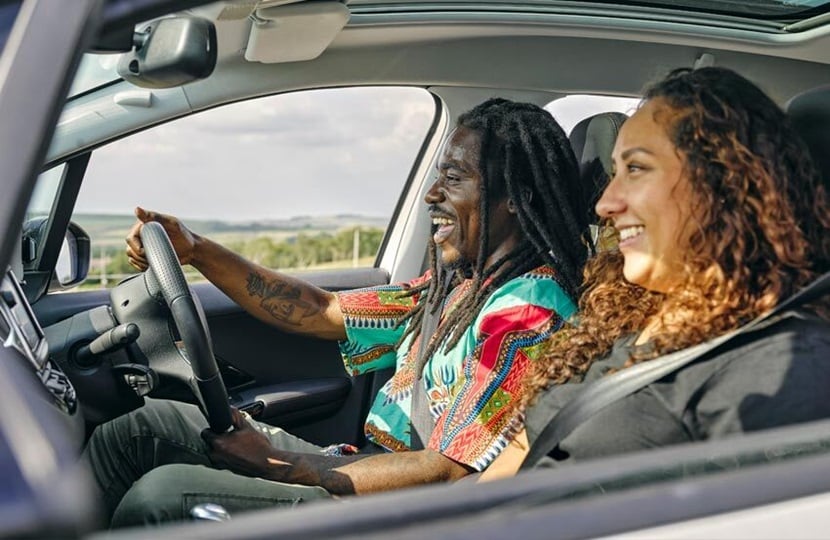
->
[23,164,67,270]
[545,94,641,136]
[72,87,436,289]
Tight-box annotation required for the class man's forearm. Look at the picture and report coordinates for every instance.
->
[269,449,473,495]
[189,235,346,340]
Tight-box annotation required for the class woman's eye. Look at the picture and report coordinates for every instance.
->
[627,163,645,173]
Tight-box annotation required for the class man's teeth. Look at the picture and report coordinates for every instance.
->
[432,217,454,226]
[618,226,644,241]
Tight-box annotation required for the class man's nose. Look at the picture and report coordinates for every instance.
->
[424,178,445,204]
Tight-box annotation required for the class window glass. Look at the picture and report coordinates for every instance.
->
[22,164,66,269]
[545,94,641,136]
[72,87,436,289]
[26,165,65,223]
[68,53,120,98]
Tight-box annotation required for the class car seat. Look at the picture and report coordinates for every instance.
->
[787,87,830,191]
[568,111,628,251]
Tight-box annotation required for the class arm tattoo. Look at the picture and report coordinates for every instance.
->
[245,271,320,325]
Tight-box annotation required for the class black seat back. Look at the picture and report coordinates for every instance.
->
[569,111,628,206]
[787,87,830,192]
[568,111,627,250]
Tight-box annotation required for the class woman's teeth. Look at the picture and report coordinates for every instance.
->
[618,225,644,241]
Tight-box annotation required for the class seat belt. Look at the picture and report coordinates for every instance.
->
[521,270,830,469]
[410,270,454,450]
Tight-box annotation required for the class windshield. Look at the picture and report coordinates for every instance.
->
[68,53,120,98]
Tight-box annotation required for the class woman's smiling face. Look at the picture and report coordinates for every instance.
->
[596,99,698,293]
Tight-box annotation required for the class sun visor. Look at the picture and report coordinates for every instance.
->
[245,1,350,64]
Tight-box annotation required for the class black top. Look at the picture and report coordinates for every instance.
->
[525,311,830,467]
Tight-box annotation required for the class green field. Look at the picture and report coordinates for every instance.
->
[74,213,389,289]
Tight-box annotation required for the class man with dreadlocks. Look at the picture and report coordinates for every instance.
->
[87,98,592,527]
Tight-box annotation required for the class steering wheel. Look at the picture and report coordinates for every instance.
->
[139,221,233,433]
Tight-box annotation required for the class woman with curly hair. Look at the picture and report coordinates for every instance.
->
[483,66,830,476]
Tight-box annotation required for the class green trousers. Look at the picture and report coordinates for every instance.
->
[82,399,333,528]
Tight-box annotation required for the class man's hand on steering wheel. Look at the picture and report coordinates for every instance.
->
[134,219,233,433]
[126,207,199,271]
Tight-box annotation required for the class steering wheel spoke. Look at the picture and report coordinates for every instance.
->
[139,222,233,433]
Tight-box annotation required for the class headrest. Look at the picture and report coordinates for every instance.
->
[569,111,628,203]
[568,111,627,252]
[787,87,830,192]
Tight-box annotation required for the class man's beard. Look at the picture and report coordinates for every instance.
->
[436,248,473,276]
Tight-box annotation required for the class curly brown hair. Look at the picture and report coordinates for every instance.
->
[521,67,830,406]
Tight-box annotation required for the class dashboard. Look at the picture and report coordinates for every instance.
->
[0,267,78,417]
[0,268,48,371]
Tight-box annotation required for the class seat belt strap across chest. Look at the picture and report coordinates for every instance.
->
[520,270,830,469]
[409,270,454,450]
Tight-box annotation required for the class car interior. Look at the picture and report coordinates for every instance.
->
[1,0,830,538]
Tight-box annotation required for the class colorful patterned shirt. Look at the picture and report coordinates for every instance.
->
[337,265,576,471]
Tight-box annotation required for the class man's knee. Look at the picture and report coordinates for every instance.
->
[110,464,195,528]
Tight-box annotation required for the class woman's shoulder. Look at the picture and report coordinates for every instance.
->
[712,310,830,363]
[668,310,830,405]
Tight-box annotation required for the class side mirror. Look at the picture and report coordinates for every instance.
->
[117,16,217,89]
[52,222,91,290]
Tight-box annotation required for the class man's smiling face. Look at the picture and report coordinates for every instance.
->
[425,127,519,271]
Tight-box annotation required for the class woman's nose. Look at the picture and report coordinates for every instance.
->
[595,175,625,218]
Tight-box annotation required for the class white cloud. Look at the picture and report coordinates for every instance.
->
[72,89,640,224]
[74,87,436,222]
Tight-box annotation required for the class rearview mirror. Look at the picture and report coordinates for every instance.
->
[117,16,216,89]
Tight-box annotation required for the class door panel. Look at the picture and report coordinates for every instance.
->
[33,266,391,446]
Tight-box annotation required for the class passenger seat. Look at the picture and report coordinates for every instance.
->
[568,112,628,251]
[787,87,830,191]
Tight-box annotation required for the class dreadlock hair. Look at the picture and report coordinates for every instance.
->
[399,98,593,362]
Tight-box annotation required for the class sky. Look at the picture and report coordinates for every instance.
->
[70,87,639,223]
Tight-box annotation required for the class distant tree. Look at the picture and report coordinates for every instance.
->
[105,250,136,276]
[358,227,384,257]
[240,236,278,266]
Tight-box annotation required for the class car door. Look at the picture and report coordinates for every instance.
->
[26,83,443,446]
